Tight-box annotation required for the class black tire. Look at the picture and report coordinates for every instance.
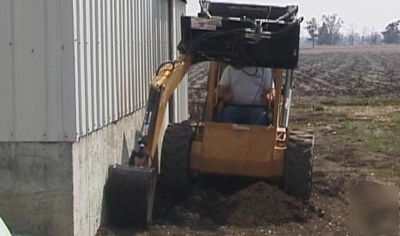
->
[283,130,314,200]
[160,123,193,196]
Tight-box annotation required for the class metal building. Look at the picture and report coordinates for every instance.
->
[0,0,187,235]
[0,0,187,141]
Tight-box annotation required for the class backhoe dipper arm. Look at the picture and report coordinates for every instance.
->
[132,55,193,166]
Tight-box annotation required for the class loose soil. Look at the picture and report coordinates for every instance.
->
[223,182,308,227]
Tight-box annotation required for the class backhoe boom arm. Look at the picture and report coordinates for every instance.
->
[132,55,193,166]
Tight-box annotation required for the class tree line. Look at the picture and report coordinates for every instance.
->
[305,15,400,47]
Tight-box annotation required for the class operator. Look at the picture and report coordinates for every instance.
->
[218,65,275,125]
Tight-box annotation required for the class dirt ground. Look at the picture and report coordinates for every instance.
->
[100,45,400,236]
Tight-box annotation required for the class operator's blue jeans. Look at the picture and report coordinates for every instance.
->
[221,105,269,126]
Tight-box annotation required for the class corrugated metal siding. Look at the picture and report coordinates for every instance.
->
[174,0,188,122]
[0,0,75,142]
[73,0,170,137]
[0,0,186,141]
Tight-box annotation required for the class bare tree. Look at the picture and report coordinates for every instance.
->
[306,18,318,48]
[317,14,344,45]
[361,27,368,45]
[368,29,381,45]
[348,24,357,45]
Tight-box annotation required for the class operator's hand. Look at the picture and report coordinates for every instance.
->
[264,88,275,107]
[264,88,275,102]
[223,91,235,103]
[219,85,235,103]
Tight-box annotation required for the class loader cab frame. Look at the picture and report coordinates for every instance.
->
[188,61,294,178]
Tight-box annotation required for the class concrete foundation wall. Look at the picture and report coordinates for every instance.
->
[0,109,145,236]
[72,109,145,236]
[0,143,73,236]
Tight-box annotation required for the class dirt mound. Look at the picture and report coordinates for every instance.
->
[222,182,308,226]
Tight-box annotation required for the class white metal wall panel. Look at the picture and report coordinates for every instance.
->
[0,0,182,141]
[73,0,171,137]
[0,0,13,141]
[0,0,75,142]
[174,0,188,122]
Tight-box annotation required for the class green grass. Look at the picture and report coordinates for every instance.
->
[371,168,394,179]
[340,112,400,156]
[319,97,400,107]
[292,97,400,156]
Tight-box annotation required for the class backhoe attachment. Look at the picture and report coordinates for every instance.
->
[106,55,193,227]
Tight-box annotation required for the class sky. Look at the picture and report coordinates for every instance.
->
[186,0,400,36]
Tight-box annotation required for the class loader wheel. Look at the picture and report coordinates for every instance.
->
[283,130,314,200]
[160,123,193,196]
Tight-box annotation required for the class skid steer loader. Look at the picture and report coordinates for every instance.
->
[106,1,313,227]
